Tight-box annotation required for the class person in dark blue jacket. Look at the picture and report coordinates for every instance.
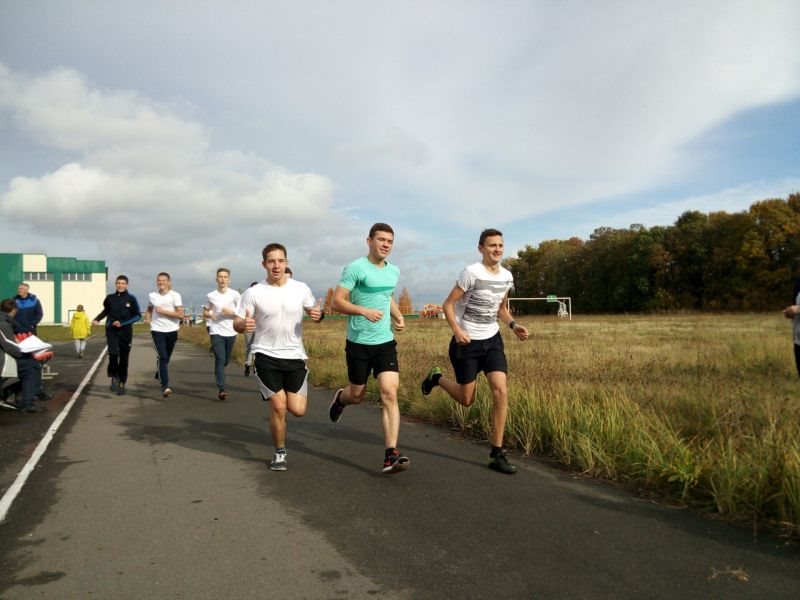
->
[13,283,43,334]
[93,275,142,396]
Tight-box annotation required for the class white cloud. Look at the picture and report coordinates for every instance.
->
[1,1,799,306]
[596,178,800,234]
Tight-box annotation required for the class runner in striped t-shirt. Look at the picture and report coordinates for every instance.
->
[421,228,529,475]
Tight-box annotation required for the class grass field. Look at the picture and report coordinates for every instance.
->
[42,314,800,533]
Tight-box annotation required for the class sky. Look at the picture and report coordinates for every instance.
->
[1,0,799,310]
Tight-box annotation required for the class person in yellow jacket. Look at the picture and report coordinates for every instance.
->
[70,304,92,358]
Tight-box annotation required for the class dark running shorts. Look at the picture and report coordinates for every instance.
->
[345,339,399,385]
[254,353,308,400]
[449,331,508,384]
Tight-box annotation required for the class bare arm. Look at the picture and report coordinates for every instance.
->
[331,286,383,322]
[498,292,529,341]
[390,297,404,331]
[233,308,255,334]
[155,305,184,319]
[442,284,470,344]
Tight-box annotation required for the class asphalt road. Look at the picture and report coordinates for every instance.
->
[0,336,798,599]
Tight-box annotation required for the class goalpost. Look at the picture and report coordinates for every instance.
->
[508,296,572,320]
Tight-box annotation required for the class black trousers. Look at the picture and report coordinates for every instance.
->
[106,326,133,383]
[795,344,800,380]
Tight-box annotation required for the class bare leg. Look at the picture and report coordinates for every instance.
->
[269,390,288,449]
[436,375,477,407]
[486,371,509,448]
[339,383,366,405]
[377,371,400,448]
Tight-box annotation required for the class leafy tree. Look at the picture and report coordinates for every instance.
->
[398,287,414,314]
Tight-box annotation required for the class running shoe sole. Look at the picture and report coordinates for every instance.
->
[382,455,410,474]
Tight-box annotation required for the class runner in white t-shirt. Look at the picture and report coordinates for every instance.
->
[234,243,323,472]
[420,228,529,475]
[144,272,183,398]
[203,268,242,400]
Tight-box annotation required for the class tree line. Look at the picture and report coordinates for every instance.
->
[505,194,800,313]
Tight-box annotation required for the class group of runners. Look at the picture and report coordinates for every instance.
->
[93,223,529,475]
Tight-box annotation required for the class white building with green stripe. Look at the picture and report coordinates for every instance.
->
[0,253,107,325]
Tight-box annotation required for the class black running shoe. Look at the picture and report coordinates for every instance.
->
[117,383,126,396]
[329,389,345,423]
[383,451,410,474]
[110,377,119,392]
[420,366,442,396]
[488,451,517,475]
[244,365,251,377]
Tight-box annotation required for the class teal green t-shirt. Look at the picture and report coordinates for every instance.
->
[338,256,400,345]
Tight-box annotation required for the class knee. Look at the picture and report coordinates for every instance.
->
[289,406,307,418]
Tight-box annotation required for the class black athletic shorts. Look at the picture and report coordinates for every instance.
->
[254,353,308,400]
[345,339,399,385]
[448,332,508,385]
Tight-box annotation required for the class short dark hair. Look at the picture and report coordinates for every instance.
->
[116,275,129,283]
[479,228,503,246]
[157,272,171,280]
[1,298,16,313]
[216,267,230,276]
[369,222,394,239]
[262,243,287,260]
[285,267,293,276]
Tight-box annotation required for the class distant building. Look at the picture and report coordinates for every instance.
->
[0,253,107,325]
[420,303,444,319]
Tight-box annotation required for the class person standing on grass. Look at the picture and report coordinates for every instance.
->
[782,274,800,379]
[145,272,183,399]
[234,243,323,471]
[420,228,529,475]
[203,268,242,400]
[69,304,92,358]
[328,222,409,475]
[93,275,142,396]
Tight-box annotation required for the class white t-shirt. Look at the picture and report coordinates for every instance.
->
[237,279,315,359]
[452,262,514,340]
[204,288,242,337]
[148,290,183,333]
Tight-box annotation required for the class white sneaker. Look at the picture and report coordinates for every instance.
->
[270,452,287,471]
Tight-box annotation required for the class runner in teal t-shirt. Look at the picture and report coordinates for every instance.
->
[327,223,410,475]
[338,256,400,345]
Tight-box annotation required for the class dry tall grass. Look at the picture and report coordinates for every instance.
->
[179,314,800,533]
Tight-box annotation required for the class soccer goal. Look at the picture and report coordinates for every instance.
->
[508,296,572,320]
